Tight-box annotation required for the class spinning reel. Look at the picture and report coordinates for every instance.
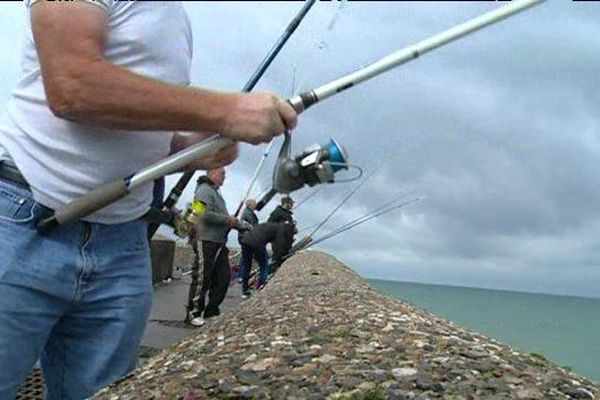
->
[256,132,352,211]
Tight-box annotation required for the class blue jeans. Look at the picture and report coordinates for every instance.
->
[240,244,269,291]
[0,179,152,399]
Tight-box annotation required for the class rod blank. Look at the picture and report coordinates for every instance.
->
[289,0,544,113]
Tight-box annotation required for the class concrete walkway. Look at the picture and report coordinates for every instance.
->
[139,268,243,361]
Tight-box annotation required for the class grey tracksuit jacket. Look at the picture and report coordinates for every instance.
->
[193,176,229,243]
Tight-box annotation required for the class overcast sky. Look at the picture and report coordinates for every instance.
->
[1,1,598,298]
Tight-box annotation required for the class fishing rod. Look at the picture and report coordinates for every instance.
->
[268,196,424,280]
[308,168,375,236]
[233,66,302,218]
[237,0,345,216]
[234,141,276,217]
[293,186,323,211]
[36,0,544,232]
[315,171,373,233]
[314,189,416,240]
[145,0,317,238]
[287,171,373,252]
[290,189,415,253]
[297,220,322,235]
[308,196,425,248]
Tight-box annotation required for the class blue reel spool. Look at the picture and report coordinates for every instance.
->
[325,138,349,172]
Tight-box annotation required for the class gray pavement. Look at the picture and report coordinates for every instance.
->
[139,269,243,358]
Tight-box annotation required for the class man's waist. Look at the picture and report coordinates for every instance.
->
[0,160,151,224]
[0,160,30,189]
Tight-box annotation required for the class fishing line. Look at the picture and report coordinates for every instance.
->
[293,186,323,211]
[308,196,426,247]
[308,168,376,238]
[317,189,417,238]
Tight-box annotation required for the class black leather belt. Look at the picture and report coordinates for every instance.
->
[0,161,30,189]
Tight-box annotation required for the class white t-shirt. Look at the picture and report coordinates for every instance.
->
[0,0,193,223]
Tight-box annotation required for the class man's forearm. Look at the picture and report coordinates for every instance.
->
[48,59,234,133]
[31,1,297,143]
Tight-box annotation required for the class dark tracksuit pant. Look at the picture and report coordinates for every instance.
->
[240,243,269,292]
[187,240,230,319]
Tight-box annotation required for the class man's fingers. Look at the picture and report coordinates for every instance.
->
[276,98,298,131]
[222,92,298,145]
[269,118,286,141]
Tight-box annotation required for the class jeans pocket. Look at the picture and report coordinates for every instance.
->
[118,220,150,253]
[0,184,35,224]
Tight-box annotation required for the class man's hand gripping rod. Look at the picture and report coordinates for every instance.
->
[36,0,544,233]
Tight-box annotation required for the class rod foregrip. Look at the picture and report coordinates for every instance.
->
[36,179,130,232]
[287,91,318,114]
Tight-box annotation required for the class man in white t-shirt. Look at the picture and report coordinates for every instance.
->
[0,1,297,398]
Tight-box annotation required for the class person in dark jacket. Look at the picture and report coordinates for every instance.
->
[237,199,259,244]
[239,221,295,294]
[187,168,241,327]
[268,196,294,224]
[235,199,259,290]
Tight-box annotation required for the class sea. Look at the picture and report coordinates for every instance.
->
[368,279,600,384]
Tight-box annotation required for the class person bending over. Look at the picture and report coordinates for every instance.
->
[239,221,295,294]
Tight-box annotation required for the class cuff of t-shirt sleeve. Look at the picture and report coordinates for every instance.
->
[29,0,111,13]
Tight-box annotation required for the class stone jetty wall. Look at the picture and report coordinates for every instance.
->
[96,251,598,399]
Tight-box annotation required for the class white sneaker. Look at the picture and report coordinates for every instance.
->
[189,316,205,327]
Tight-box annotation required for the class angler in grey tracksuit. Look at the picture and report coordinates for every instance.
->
[187,168,240,323]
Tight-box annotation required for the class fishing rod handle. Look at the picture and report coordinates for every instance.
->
[162,171,193,210]
[146,170,194,236]
[36,179,130,233]
[40,135,232,232]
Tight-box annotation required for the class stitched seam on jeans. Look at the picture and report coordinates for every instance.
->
[78,225,93,302]
[57,334,66,400]
[0,188,23,203]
